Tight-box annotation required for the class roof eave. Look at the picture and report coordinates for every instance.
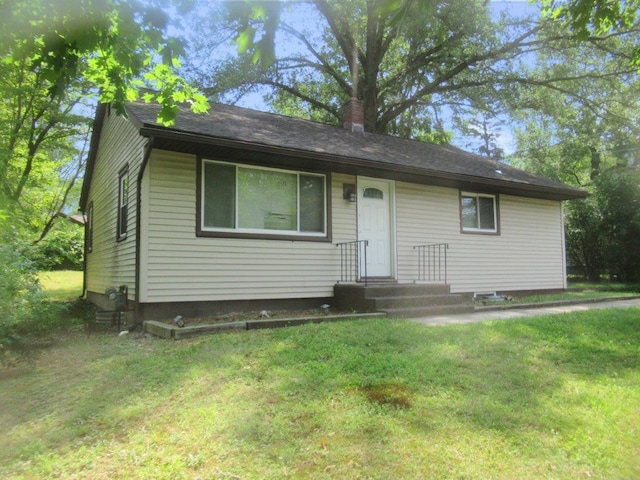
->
[79,103,108,211]
[138,125,588,202]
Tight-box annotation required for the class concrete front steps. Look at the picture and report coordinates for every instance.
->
[334,282,474,318]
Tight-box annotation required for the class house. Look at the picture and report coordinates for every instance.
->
[79,98,586,322]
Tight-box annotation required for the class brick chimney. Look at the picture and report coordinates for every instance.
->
[343,97,364,133]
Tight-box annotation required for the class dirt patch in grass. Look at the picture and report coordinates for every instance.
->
[359,382,413,409]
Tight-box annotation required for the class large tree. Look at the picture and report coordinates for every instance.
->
[0,46,92,240]
[544,0,640,63]
[508,27,640,282]
[0,0,209,125]
[510,34,639,186]
[0,0,211,243]
[184,0,639,139]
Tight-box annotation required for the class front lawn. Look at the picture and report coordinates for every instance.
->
[1,309,638,479]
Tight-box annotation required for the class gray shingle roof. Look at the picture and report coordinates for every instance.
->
[124,101,586,200]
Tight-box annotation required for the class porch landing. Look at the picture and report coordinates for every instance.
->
[334,282,474,318]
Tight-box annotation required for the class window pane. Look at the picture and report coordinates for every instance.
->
[300,175,324,233]
[203,162,236,228]
[461,196,478,229]
[87,203,93,252]
[479,196,496,230]
[363,187,383,199]
[119,205,128,236]
[118,170,129,238]
[121,176,129,205]
[238,168,297,231]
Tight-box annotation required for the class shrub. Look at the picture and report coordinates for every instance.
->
[565,196,605,281]
[0,233,65,364]
[31,222,84,271]
[595,169,640,282]
[565,167,640,282]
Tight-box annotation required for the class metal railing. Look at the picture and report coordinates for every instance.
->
[413,243,449,283]
[336,240,369,285]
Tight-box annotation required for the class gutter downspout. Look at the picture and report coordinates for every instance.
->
[560,202,568,290]
[134,136,154,326]
[82,210,88,299]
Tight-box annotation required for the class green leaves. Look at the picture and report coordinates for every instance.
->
[227,0,280,68]
[143,62,209,126]
[0,1,214,244]
[235,25,257,54]
[1,0,210,125]
[542,0,640,67]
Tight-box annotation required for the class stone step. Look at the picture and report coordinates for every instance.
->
[361,283,451,298]
[334,283,458,312]
[373,293,469,310]
[335,283,450,298]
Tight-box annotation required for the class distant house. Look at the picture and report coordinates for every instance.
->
[79,99,586,322]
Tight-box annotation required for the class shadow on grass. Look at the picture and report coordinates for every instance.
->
[1,308,638,477]
[229,309,639,459]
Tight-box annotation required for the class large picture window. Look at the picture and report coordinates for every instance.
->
[460,192,498,234]
[201,160,327,238]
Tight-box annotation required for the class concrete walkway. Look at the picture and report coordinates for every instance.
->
[411,297,640,326]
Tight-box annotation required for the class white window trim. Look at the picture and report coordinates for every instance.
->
[201,159,327,237]
[461,191,498,234]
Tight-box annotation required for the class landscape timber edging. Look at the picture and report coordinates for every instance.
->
[143,312,387,339]
[475,295,640,312]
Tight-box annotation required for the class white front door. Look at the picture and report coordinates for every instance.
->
[358,177,393,278]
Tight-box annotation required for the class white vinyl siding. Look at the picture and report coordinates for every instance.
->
[84,110,145,299]
[139,150,356,302]
[396,182,565,293]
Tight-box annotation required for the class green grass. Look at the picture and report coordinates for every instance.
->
[1,309,639,479]
[514,289,639,304]
[38,270,83,301]
[569,281,640,292]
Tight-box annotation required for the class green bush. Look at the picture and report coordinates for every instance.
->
[565,195,605,281]
[596,169,640,282]
[31,222,84,271]
[0,235,65,363]
[566,167,640,282]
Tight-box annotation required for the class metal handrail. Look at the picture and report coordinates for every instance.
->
[336,240,369,285]
[413,243,449,283]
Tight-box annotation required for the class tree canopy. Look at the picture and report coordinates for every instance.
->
[183,0,640,282]
[0,0,212,245]
[185,0,639,141]
[0,52,91,240]
[1,0,638,278]
[0,0,209,125]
